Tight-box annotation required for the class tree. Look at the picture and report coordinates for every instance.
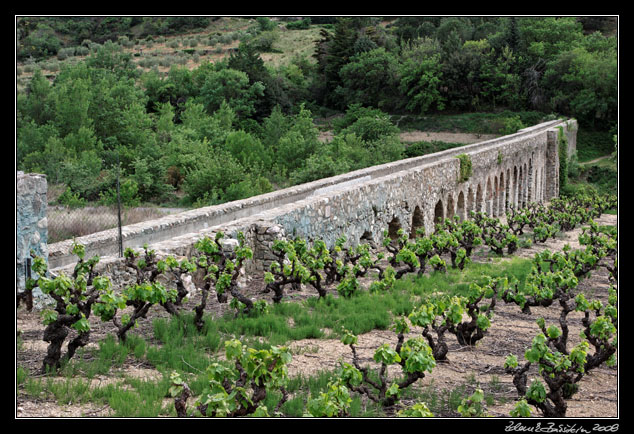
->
[197,67,265,121]
[18,69,55,126]
[17,22,61,59]
[542,43,617,129]
[274,105,320,173]
[337,47,400,110]
[399,38,445,114]
[227,42,284,120]
[223,130,273,172]
[52,76,92,137]
[517,17,584,63]
[317,18,360,108]
[182,149,249,205]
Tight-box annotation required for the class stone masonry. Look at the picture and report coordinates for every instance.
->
[43,119,577,289]
[16,171,48,301]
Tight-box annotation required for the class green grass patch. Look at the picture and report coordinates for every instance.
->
[576,129,615,162]
[394,257,534,300]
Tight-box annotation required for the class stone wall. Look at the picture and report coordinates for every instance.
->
[16,172,48,299]
[46,119,577,289]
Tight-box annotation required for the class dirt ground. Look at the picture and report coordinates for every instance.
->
[15,214,618,419]
[318,130,500,145]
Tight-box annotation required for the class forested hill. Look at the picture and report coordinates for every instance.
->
[16,16,617,209]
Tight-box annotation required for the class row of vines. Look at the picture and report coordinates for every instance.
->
[19,192,617,418]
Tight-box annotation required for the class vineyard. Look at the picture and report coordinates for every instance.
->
[16,192,617,419]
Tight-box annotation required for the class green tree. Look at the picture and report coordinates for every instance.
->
[18,69,55,126]
[179,99,234,145]
[17,22,61,59]
[16,121,59,172]
[223,130,272,171]
[337,47,401,110]
[542,41,617,129]
[275,105,320,173]
[182,150,248,205]
[259,105,291,151]
[339,112,400,143]
[227,42,284,120]
[398,38,445,114]
[52,77,93,137]
[197,67,265,121]
[317,18,360,108]
[517,17,584,63]
[84,40,138,79]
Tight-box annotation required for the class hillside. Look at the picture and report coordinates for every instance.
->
[16,16,617,238]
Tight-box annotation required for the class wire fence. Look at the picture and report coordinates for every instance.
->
[47,205,175,245]
[45,152,183,256]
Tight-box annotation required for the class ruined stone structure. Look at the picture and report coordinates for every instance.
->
[45,119,577,284]
[16,171,48,300]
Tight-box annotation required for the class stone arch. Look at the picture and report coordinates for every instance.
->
[466,186,474,217]
[387,216,402,240]
[540,167,545,202]
[493,175,499,216]
[457,190,466,222]
[499,171,505,215]
[434,199,444,225]
[522,163,528,207]
[485,177,493,215]
[409,205,425,238]
[527,157,534,203]
[475,184,483,213]
[446,194,455,221]
[518,165,524,208]
[505,168,511,211]
[512,166,519,208]
[361,230,374,243]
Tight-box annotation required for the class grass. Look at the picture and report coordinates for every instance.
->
[393,256,534,300]
[260,26,323,67]
[576,129,615,163]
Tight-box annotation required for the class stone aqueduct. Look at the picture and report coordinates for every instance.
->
[40,118,576,284]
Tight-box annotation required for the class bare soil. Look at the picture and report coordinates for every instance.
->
[318,130,500,145]
[15,214,618,418]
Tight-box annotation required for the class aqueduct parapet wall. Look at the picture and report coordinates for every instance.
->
[43,119,577,286]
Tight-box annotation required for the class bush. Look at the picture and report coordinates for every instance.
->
[98,178,141,207]
[249,31,279,53]
[256,17,277,32]
[286,18,311,30]
[18,23,62,60]
[585,165,617,195]
[332,104,388,133]
[57,47,76,60]
[404,141,463,158]
[340,114,400,143]
[500,115,525,135]
[57,186,87,208]
[456,154,472,182]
